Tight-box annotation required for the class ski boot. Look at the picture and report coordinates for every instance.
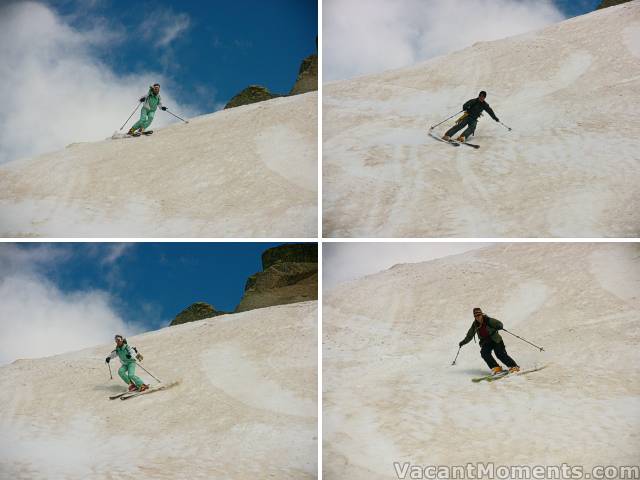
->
[138,384,149,392]
[491,366,504,375]
[127,127,136,136]
[455,135,465,143]
[128,383,137,392]
[509,366,520,373]
[442,135,452,141]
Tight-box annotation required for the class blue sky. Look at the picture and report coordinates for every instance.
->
[554,0,602,16]
[47,242,296,326]
[0,242,316,363]
[45,0,318,112]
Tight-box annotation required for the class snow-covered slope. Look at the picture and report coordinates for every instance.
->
[0,93,317,237]
[0,301,317,479]
[323,244,640,479]
[323,3,640,237]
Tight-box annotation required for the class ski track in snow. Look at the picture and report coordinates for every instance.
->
[324,244,640,480]
[0,302,318,479]
[323,3,640,237]
[0,93,318,237]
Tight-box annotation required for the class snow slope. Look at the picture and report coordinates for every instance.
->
[0,301,317,479]
[0,93,317,237]
[323,3,640,237]
[323,244,640,479]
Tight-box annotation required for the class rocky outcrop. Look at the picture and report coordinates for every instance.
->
[289,54,318,95]
[225,38,318,109]
[597,0,632,8]
[169,302,228,326]
[224,85,280,109]
[236,244,318,312]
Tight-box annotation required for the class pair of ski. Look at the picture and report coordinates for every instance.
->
[111,130,153,140]
[109,383,166,400]
[428,129,480,149]
[472,365,547,383]
[130,130,153,137]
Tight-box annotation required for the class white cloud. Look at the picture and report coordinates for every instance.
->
[0,2,199,164]
[323,0,566,81]
[0,244,139,365]
[141,9,191,48]
[100,243,133,266]
[323,243,491,291]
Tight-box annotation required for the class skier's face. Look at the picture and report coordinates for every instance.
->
[153,85,160,94]
[115,337,123,346]
[479,95,486,103]
[474,312,484,323]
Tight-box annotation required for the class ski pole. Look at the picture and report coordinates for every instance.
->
[451,346,461,366]
[107,361,112,380]
[136,362,162,383]
[120,101,142,131]
[164,109,189,124]
[430,110,463,130]
[502,329,544,352]
[499,121,512,131]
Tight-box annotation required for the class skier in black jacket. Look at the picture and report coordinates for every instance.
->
[443,91,499,142]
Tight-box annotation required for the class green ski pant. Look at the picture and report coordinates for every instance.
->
[131,108,155,131]
[118,363,144,387]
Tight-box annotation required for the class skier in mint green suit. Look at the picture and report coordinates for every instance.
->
[128,83,167,135]
[105,335,149,392]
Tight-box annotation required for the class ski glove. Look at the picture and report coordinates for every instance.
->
[139,97,146,102]
[495,117,500,122]
[459,341,464,348]
[136,353,143,361]
[105,357,111,364]
[161,106,167,111]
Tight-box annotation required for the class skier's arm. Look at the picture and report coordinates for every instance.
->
[158,96,167,111]
[488,317,504,330]
[127,344,143,361]
[462,99,474,112]
[139,96,147,103]
[459,324,476,346]
[105,350,117,363]
[484,104,499,122]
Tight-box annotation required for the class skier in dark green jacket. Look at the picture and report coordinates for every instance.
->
[443,91,499,143]
[128,83,167,135]
[459,307,519,375]
[105,335,149,392]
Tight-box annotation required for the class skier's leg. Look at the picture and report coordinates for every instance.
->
[118,365,130,384]
[444,118,469,138]
[130,109,149,132]
[127,363,144,388]
[141,110,155,130]
[494,342,518,368]
[480,342,499,369]
[460,119,477,139]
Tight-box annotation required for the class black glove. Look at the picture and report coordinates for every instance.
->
[139,97,146,103]
[105,357,110,364]
[495,117,500,122]
[459,341,464,348]
[161,106,167,111]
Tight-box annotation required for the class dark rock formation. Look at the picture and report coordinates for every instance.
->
[224,85,281,109]
[236,243,318,312]
[597,0,632,8]
[224,38,318,109]
[169,302,228,326]
[289,54,318,95]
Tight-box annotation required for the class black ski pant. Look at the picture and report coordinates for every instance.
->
[480,340,518,369]
[445,117,478,139]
